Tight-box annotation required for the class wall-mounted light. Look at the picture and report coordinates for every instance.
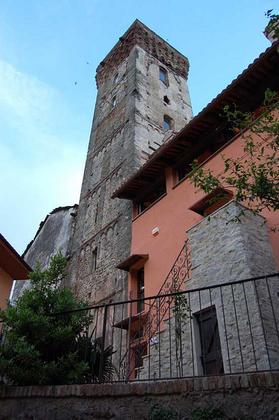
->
[152,227,160,237]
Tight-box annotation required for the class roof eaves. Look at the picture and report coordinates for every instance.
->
[0,233,32,273]
[112,40,279,200]
[22,204,78,258]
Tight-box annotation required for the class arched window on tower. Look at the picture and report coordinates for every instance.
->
[163,115,173,131]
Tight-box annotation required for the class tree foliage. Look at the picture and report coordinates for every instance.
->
[0,254,114,385]
[190,89,279,216]
[265,9,279,40]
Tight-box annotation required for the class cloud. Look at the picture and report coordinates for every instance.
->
[0,60,55,119]
[0,60,75,154]
[0,60,86,253]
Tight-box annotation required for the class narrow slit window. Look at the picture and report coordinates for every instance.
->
[92,248,98,271]
[113,73,119,84]
[94,202,99,223]
[136,268,145,313]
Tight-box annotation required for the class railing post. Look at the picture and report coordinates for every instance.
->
[126,300,133,382]
[99,304,108,382]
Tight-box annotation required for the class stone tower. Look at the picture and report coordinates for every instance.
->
[68,20,192,304]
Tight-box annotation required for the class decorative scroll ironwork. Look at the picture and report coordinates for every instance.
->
[119,240,192,379]
[143,239,191,340]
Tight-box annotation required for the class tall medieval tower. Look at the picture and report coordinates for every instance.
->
[68,20,192,304]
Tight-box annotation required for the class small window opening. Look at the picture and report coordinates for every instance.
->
[137,177,166,214]
[92,248,98,271]
[134,343,147,372]
[176,162,192,182]
[112,95,117,108]
[190,188,233,217]
[95,202,99,223]
[175,150,212,183]
[159,67,168,84]
[164,95,170,105]
[137,268,144,313]
[132,327,144,340]
[163,115,173,131]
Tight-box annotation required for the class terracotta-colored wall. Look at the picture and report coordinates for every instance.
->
[0,267,13,310]
[129,130,279,299]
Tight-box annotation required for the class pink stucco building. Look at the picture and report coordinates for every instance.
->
[113,40,279,378]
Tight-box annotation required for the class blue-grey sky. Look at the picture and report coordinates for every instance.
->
[0,0,277,254]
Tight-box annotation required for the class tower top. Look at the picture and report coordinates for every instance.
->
[96,19,189,87]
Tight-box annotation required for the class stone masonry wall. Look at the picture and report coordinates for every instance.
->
[139,202,279,380]
[67,21,192,307]
[187,201,277,284]
[187,201,279,373]
[12,206,77,303]
[1,372,279,419]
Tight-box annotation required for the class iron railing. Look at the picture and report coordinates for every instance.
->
[55,273,279,382]
[117,240,191,377]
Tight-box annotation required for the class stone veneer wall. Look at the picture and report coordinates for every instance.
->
[187,201,277,283]
[139,201,279,380]
[1,372,279,419]
[187,201,279,373]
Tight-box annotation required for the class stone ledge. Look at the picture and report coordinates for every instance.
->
[1,371,278,399]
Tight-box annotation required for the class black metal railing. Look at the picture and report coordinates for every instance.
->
[117,240,191,378]
[55,273,279,383]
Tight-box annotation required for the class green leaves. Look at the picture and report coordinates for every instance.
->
[0,254,113,385]
[189,90,279,219]
[190,161,220,195]
[265,10,279,39]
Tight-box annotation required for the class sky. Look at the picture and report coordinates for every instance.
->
[0,0,277,254]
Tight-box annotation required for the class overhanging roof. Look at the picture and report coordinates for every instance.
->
[117,254,149,271]
[0,234,32,280]
[113,41,279,200]
[114,311,148,330]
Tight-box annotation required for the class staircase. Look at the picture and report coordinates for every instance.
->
[142,239,191,341]
[119,240,192,380]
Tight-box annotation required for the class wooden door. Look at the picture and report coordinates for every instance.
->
[196,306,224,375]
